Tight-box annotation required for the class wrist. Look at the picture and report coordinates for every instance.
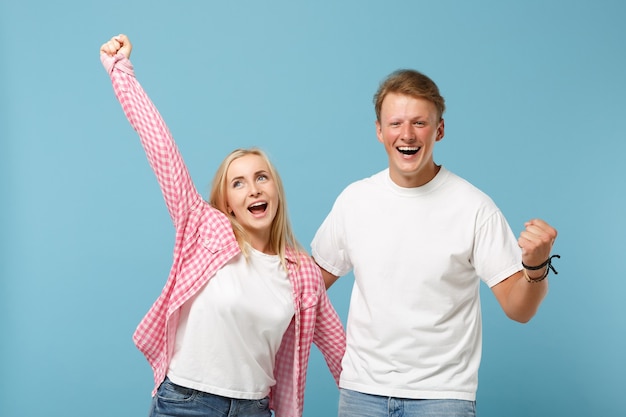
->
[522,254,561,283]
[524,268,547,283]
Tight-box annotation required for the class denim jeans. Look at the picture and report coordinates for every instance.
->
[149,377,272,417]
[338,388,476,417]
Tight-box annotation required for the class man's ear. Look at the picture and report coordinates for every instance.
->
[375,120,383,143]
[436,118,445,141]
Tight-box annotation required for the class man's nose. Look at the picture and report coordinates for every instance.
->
[400,123,415,140]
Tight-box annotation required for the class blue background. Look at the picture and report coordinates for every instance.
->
[1,1,625,416]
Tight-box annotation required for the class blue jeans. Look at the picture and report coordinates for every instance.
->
[149,377,272,417]
[338,388,476,417]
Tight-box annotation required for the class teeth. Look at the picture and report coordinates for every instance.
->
[398,146,420,155]
[248,202,267,211]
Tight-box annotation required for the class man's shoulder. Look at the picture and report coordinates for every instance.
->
[441,167,491,198]
[341,169,387,194]
[441,168,502,219]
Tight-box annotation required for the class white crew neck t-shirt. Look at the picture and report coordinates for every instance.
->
[312,167,521,401]
[168,246,294,399]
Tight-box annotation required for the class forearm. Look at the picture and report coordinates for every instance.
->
[494,219,559,323]
[493,269,549,323]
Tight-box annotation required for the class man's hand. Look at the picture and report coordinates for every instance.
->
[518,218,558,273]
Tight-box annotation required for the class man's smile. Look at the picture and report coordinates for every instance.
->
[397,146,420,155]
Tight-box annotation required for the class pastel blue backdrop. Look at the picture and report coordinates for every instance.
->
[1,1,624,416]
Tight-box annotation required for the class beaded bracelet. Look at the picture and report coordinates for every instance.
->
[523,269,547,283]
[522,254,561,283]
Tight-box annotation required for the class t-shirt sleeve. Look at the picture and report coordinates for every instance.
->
[311,193,352,277]
[472,208,523,288]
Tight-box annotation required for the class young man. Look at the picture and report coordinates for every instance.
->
[311,69,559,417]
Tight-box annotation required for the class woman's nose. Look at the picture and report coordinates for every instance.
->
[249,185,261,196]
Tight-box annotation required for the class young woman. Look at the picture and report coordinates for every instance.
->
[100,34,345,417]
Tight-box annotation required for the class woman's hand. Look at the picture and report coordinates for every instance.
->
[100,34,132,59]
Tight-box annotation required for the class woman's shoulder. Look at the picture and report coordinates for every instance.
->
[287,249,324,290]
[182,202,238,247]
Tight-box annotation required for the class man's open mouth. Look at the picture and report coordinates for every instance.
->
[397,146,420,155]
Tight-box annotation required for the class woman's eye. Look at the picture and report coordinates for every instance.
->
[232,180,243,188]
[257,174,268,182]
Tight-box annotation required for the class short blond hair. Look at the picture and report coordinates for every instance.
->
[374,69,446,122]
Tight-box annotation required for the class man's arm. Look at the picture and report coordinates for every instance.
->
[492,218,558,323]
[318,264,340,289]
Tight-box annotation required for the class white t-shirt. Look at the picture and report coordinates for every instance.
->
[168,246,294,399]
[311,167,521,401]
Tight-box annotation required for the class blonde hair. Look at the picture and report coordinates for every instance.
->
[209,148,302,268]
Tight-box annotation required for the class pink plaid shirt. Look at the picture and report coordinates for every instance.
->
[101,53,345,417]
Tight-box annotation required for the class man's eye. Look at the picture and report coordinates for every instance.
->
[413,121,425,126]
[390,122,401,127]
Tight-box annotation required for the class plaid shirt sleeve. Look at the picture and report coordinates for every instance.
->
[271,253,346,417]
[312,278,346,385]
[101,52,203,225]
